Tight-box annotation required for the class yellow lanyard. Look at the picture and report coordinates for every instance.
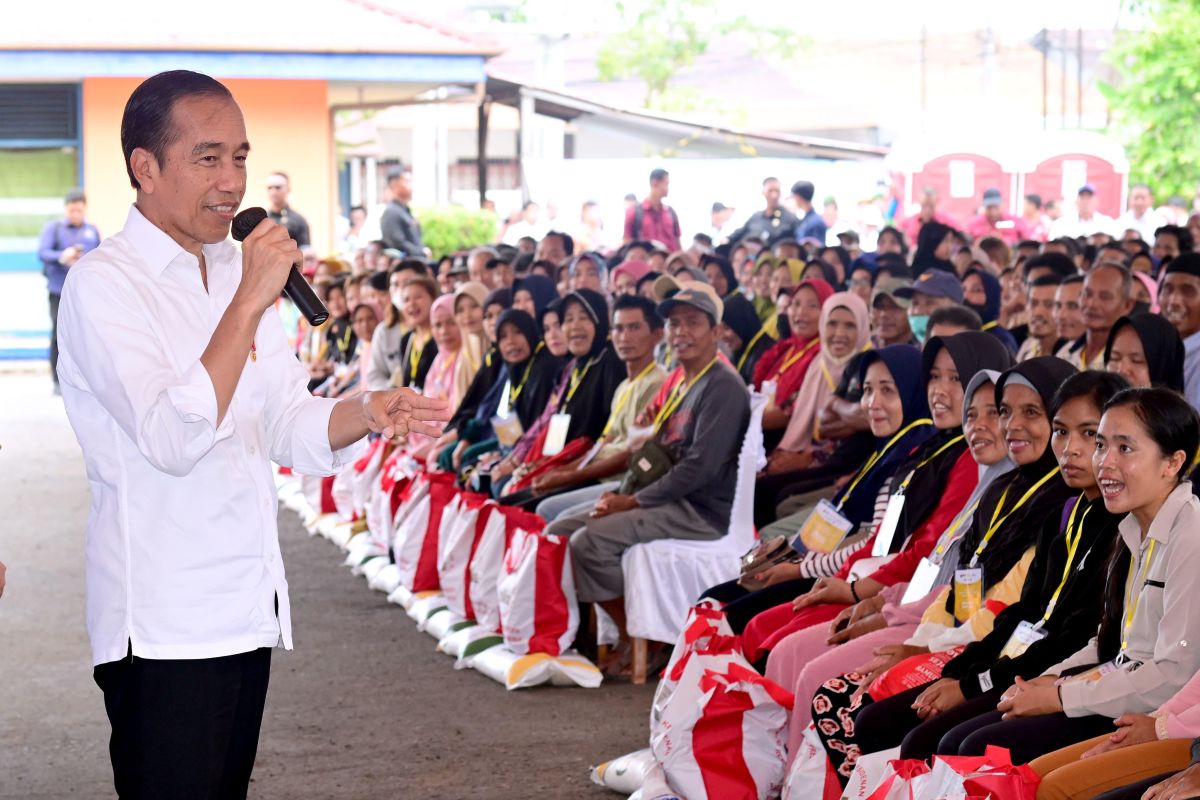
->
[981,320,998,332]
[819,359,837,391]
[336,324,353,354]
[897,434,965,493]
[1040,496,1091,623]
[933,497,981,560]
[735,328,770,374]
[774,338,818,379]
[1121,538,1159,653]
[408,333,427,382]
[653,357,719,433]
[836,418,933,511]
[565,354,599,404]
[970,466,1061,566]
[508,342,545,405]
[602,361,657,437]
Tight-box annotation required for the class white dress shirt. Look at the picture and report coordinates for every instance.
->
[58,205,364,666]
[1183,330,1200,413]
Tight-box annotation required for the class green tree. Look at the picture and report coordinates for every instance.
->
[1102,0,1200,199]
[595,0,803,111]
[417,205,498,260]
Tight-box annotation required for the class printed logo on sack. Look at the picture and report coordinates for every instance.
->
[504,530,536,573]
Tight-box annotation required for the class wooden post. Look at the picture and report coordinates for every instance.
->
[632,637,648,685]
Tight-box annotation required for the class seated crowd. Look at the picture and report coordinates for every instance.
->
[291,175,1200,800]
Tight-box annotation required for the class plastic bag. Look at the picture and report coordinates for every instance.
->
[590,749,655,795]
[497,528,578,656]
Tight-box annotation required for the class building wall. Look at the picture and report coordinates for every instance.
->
[82,77,335,253]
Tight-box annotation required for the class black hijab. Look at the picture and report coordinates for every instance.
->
[947,356,1078,612]
[474,309,565,430]
[913,221,957,275]
[556,289,625,441]
[484,287,513,314]
[1104,313,1185,392]
[886,332,1015,554]
[513,275,559,318]
[723,293,763,350]
[702,254,739,298]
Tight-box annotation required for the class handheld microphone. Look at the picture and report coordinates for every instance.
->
[231,207,329,326]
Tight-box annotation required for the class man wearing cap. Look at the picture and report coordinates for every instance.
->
[379,166,426,257]
[965,188,1031,246]
[893,270,964,344]
[1056,262,1134,370]
[39,189,101,394]
[1050,184,1117,239]
[870,277,917,347]
[1160,253,1200,410]
[546,286,749,675]
[729,177,798,249]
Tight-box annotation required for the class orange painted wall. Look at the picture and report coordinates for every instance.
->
[82,77,333,253]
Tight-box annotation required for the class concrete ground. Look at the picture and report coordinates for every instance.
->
[0,370,655,799]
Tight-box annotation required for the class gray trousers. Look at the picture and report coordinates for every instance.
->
[548,499,721,603]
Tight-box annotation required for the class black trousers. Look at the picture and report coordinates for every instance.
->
[94,647,272,799]
[852,682,1007,760]
[1094,772,1178,800]
[48,291,60,385]
[938,708,1114,763]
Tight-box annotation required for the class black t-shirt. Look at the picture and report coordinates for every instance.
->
[267,206,311,247]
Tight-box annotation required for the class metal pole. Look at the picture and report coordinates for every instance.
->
[1041,28,1048,131]
[477,97,491,209]
[1077,27,1084,128]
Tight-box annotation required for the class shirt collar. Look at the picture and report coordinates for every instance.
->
[1118,481,1194,550]
[124,204,229,280]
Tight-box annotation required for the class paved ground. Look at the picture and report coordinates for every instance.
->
[0,370,655,799]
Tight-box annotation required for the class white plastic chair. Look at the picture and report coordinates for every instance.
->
[619,390,766,683]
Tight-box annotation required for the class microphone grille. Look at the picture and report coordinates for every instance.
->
[231,206,268,242]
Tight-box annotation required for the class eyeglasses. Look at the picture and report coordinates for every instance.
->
[266,184,286,190]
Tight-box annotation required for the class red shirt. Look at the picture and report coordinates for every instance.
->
[964,213,1032,246]
[624,199,681,252]
[900,211,959,247]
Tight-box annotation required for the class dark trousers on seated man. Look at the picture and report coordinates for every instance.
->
[550,498,722,604]
[94,645,272,799]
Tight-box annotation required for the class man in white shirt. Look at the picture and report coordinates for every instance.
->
[1050,184,1117,240]
[56,70,448,799]
[1115,183,1165,242]
[1159,253,1200,411]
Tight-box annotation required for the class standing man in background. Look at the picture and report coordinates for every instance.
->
[264,171,310,247]
[791,180,827,243]
[380,166,426,257]
[623,167,681,252]
[38,189,100,395]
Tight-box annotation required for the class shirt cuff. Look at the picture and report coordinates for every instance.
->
[289,396,367,476]
[1157,714,1172,740]
[165,360,236,442]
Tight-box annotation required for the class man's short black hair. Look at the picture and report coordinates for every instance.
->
[64,189,86,205]
[1028,274,1064,290]
[612,294,663,330]
[791,180,816,202]
[929,304,983,331]
[649,168,669,184]
[121,70,234,190]
[693,232,714,248]
[1156,224,1195,254]
[390,258,428,278]
[1024,193,1043,209]
[268,170,289,185]
[543,230,575,256]
[385,166,411,183]
[1023,251,1078,281]
[763,176,779,187]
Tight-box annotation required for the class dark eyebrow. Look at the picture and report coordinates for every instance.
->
[190,141,251,155]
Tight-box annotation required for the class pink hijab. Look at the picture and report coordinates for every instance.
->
[777,291,871,453]
[1133,271,1160,313]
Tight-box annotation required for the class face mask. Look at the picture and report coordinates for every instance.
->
[966,302,990,322]
[390,289,404,309]
[908,313,930,343]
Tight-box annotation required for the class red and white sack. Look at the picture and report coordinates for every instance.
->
[497,527,577,656]
[652,661,794,800]
[652,601,741,738]
[842,746,902,800]
[348,437,387,520]
[330,464,356,521]
[469,505,543,634]
[300,473,338,517]
[439,494,499,620]
[394,471,459,594]
[780,723,843,800]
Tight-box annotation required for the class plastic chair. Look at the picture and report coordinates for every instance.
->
[620,390,766,683]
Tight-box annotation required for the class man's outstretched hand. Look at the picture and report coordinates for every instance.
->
[364,389,452,440]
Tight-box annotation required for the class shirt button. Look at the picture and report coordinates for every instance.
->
[249,446,257,455]
[1183,640,1190,647]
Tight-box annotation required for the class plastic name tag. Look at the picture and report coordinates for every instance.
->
[999,620,1048,660]
[762,379,778,406]
[793,498,854,554]
[872,493,906,557]
[542,413,571,456]
[954,567,984,623]
[901,557,941,604]
[495,379,513,419]
[491,413,524,448]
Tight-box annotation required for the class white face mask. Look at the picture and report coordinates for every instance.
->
[390,289,404,309]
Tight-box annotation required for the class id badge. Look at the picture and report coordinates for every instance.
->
[495,380,513,419]
[999,620,1048,660]
[1074,662,1119,682]
[576,439,605,470]
[794,498,853,554]
[954,567,984,623]
[491,413,524,448]
[542,413,571,456]
[901,557,940,604]
[871,493,906,557]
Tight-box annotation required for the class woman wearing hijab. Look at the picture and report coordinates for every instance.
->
[721,293,776,385]
[610,259,652,297]
[962,265,1019,352]
[842,371,1129,769]
[567,252,608,294]
[805,357,1078,779]
[767,367,1016,759]
[701,253,740,299]
[512,274,559,319]
[703,345,936,633]
[741,335,1014,662]
[764,292,870,473]
[754,279,835,443]
[912,220,958,275]
[1105,313,1186,392]
[750,255,778,325]
[424,295,474,412]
